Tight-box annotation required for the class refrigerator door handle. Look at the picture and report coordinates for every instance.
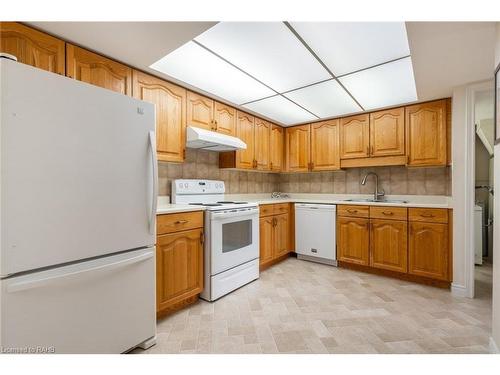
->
[149,130,158,234]
[6,251,154,293]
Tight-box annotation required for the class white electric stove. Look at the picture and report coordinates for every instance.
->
[172,180,259,301]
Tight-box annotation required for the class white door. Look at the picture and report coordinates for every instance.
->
[209,208,259,274]
[0,60,157,276]
[0,248,156,353]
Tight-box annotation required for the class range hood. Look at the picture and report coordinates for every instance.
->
[186,126,247,151]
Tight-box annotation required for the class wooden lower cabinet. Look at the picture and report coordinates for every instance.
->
[259,204,291,268]
[156,212,204,316]
[408,221,449,281]
[337,216,370,266]
[370,219,407,273]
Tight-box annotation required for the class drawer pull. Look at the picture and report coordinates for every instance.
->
[347,209,358,213]
[420,213,435,218]
[174,220,188,224]
[382,211,394,215]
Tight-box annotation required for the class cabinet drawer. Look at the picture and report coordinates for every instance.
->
[273,203,289,215]
[157,211,204,235]
[370,206,407,221]
[259,204,274,217]
[409,208,448,223]
[337,205,369,218]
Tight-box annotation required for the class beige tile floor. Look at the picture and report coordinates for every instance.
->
[133,258,492,354]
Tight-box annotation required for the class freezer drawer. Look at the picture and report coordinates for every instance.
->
[0,248,156,353]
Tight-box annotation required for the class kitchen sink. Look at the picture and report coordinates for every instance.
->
[342,198,409,204]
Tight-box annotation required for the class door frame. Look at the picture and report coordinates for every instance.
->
[457,79,494,298]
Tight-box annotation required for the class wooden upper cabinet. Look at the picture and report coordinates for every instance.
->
[66,44,132,95]
[340,114,370,159]
[214,101,236,136]
[337,216,370,266]
[236,112,255,169]
[156,228,203,312]
[406,99,447,166]
[270,124,284,172]
[408,222,449,281]
[0,22,65,75]
[370,219,408,273]
[254,118,271,170]
[311,119,340,171]
[186,91,214,131]
[369,107,405,157]
[285,125,310,172]
[132,70,186,162]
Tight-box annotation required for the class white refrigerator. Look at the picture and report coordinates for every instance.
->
[0,59,158,353]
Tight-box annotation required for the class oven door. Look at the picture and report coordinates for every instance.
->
[209,207,259,275]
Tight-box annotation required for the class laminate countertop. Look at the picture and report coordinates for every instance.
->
[157,194,452,214]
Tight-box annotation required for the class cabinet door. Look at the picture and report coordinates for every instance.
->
[133,70,186,162]
[236,112,255,169]
[337,217,370,265]
[270,124,284,172]
[274,214,290,258]
[214,101,236,135]
[285,125,310,172]
[408,222,449,280]
[370,219,407,273]
[406,100,447,166]
[66,44,132,95]
[369,107,405,157]
[254,118,271,171]
[187,91,214,130]
[340,114,369,159]
[156,228,204,312]
[311,119,340,170]
[0,22,65,75]
[259,216,274,266]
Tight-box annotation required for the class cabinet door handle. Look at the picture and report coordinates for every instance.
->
[174,220,188,224]
[215,120,218,130]
[382,211,394,216]
[347,209,358,213]
[420,213,435,218]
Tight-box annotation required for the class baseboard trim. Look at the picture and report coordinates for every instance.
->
[490,337,499,354]
[451,283,470,298]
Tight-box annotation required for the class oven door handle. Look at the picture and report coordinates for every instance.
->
[210,208,259,220]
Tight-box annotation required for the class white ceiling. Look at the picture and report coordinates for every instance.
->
[28,21,497,127]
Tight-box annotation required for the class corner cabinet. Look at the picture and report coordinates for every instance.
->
[66,44,132,95]
[285,125,310,172]
[0,22,65,75]
[132,70,186,163]
[156,211,204,316]
[406,99,447,167]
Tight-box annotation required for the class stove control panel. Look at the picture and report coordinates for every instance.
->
[172,179,225,195]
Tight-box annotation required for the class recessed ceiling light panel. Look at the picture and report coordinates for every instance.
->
[290,22,411,76]
[195,22,331,92]
[243,95,317,125]
[150,41,275,105]
[284,80,362,118]
[339,57,418,110]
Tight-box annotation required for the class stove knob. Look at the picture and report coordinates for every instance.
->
[184,183,188,188]
[178,183,183,189]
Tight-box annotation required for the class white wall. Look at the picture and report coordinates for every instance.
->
[491,22,500,354]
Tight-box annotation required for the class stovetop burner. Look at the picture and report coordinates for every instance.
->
[189,203,223,207]
[217,201,248,204]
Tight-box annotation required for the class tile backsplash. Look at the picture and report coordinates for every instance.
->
[158,149,280,197]
[159,149,451,198]
[279,166,452,196]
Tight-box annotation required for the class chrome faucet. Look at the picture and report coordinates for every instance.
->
[361,172,385,202]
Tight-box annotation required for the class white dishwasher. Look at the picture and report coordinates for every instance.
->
[295,203,337,266]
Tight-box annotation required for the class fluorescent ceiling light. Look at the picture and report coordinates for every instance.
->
[284,80,361,118]
[243,96,317,125]
[290,22,410,76]
[339,57,417,110]
[150,41,274,104]
[195,22,330,92]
